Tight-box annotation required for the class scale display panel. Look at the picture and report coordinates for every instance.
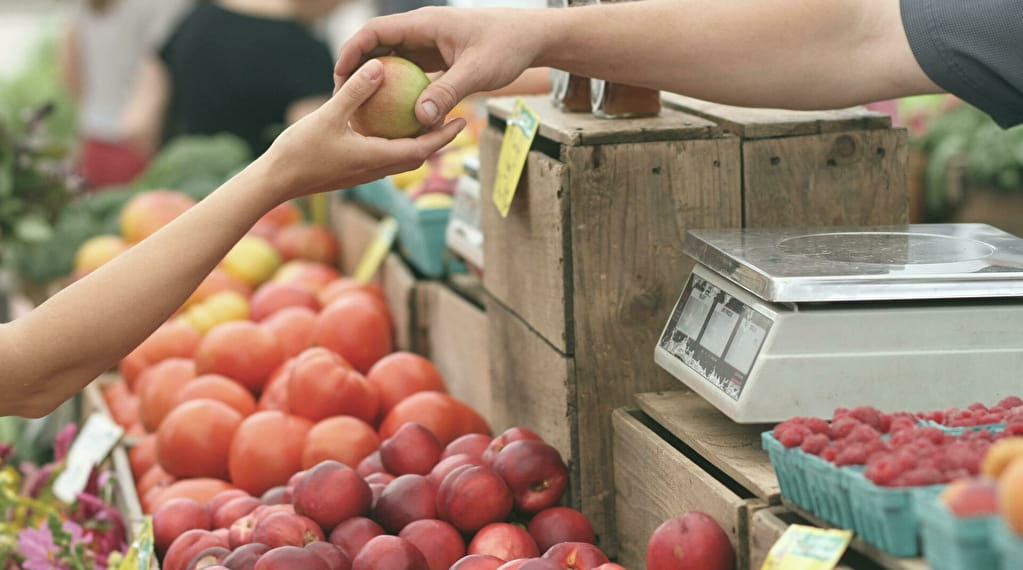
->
[659,273,774,400]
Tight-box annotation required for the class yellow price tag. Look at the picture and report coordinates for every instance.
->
[118,516,155,570]
[353,216,398,284]
[761,524,853,570]
[492,98,540,218]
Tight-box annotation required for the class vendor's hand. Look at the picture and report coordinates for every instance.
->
[264,59,466,200]
[334,7,541,128]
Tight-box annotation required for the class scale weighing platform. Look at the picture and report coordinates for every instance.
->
[655,223,1023,423]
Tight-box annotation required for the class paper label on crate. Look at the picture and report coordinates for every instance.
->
[760,525,852,570]
[353,216,398,284]
[53,413,124,503]
[492,98,540,218]
[118,516,155,570]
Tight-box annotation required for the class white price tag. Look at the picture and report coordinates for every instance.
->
[53,413,124,503]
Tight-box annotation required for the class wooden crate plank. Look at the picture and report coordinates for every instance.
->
[329,196,382,279]
[661,93,892,138]
[379,253,419,352]
[636,391,780,503]
[743,129,909,228]
[565,135,743,554]
[484,294,574,472]
[424,282,491,421]
[613,408,761,570]
[480,128,573,352]
[487,96,718,146]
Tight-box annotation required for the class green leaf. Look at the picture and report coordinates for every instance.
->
[14,215,53,243]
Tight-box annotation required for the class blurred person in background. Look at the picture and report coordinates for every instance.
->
[122,0,348,158]
[60,0,192,188]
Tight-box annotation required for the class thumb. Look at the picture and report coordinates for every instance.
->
[415,63,480,127]
[327,59,385,124]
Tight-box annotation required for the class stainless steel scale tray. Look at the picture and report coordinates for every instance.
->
[683,223,1023,303]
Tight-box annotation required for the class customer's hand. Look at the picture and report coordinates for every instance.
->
[333,7,542,128]
[265,58,467,200]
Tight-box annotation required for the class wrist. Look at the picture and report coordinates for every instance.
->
[532,6,575,70]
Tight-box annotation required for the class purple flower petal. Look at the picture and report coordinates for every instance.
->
[54,424,77,463]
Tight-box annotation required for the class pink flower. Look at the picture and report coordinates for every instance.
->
[17,523,65,570]
[54,424,77,463]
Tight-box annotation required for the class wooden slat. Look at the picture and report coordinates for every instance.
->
[329,197,383,279]
[613,408,763,570]
[487,95,718,146]
[661,93,892,139]
[423,282,492,421]
[565,135,743,554]
[636,391,780,503]
[480,128,573,352]
[743,129,910,228]
[380,253,420,352]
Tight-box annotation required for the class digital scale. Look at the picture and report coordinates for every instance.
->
[655,223,1023,423]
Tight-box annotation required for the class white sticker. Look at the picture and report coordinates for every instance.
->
[676,286,714,339]
[701,303,739,357]
[53,413,124,503]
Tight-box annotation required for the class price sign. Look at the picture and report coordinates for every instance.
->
[761,524,853,570]
[353,216,398,284]
[52,413,123,503]
[492,98,540,218]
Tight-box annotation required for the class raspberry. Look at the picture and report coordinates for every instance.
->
[848,424,882,444]
[968,402,989,412]
[820,445,840,463]
[830,417,861,440]
[917,427,948,445]
[898,466,944,487]
[997,396,1023,410]
[803,417,831,436]
[778,425,811,448]
[835,443,869,466]
[943,468,970,482]
[800,433,830,455]
[1003,423,1023,437]
[850,406,884,431]
[832,407,851,419]
[940,443,981,474]
[865,456,903,486]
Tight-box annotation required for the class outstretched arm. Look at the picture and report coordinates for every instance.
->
[0,59,466,418]
[334,0,940,126]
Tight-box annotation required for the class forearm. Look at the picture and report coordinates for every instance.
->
[0,157,281,418]
[534,0,939,109]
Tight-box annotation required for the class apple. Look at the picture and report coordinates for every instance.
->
[436,464,513,533]
[350,57,431,139]
[374,474,438,532]
[482,428,542,465]
[252,512,325,548]
[380,423,444,476]
[306,540,354,570]
[399,519,466,570]
[255,546,330,570]
[491,440,569,513]
[153,498,212,556]
[329,517,385,559]
[351,535,430,570]
[468,523,539,561]
[541,542,609,570]
[646,512,734,570]
[293,460,373,531]
[221,542,270,570]
[527,507,595,552]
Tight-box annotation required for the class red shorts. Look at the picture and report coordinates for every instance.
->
[79,138,148,188]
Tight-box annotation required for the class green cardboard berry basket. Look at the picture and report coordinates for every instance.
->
[762,432,815,513]
[846,470,946,557]
[993,520,1023,570]
[918,493,1000,570]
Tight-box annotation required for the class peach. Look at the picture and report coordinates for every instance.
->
[527,507,595,552]
[208,489,250,515]
[646,512,734,570]
[349,57,431,139]
[252,512,324,548]
[374,474,438,533]
[271,260,340,292]
[306,540,353,570]
[940,477,999,517]
[450,555,505,570]
[328,517,384,560]
[220,543,270,570]
[228,514,259,549]
[185,546,230,569]
[272,223,339,265]
[357,451,386,477]
[293,460,373,531]
[998,457,1023,534]
[163,529,229,570]
[982,437,1023,478]
[399,519,466,570]
[120,189,195,243]
[443,434,492,461]
[213,496,263,530]
[482,427,542,465]
[436,465,513,533]
[223,235,282,288]
[492,441,568,514]
[427,454,485,487]
[468,523,539,561]
[380,423,443,476]
[153,498,212,556]
[261,486,289,506]
[592,564,627,570]
[509,560,563,570]
[255,546,330,570]
[541,542,608,570]
[185,268,252,310]
[73,234,129,279]
[351,535,429,570]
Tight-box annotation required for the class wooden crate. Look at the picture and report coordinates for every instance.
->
[479,94,908,552]
[420,274,492,421]
[329,194,381,277]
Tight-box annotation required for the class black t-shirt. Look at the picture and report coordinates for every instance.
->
[901,0,1023,129]
[159,2,335,155]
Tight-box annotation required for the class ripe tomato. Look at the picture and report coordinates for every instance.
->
[287,347,379,424]
[302,415,381,470]
[175,374,257,417]
[194,321,284,395]
[157,399,243,479]
[311,295,392,374]
[138,358,197,432]
[260,306,317,359]
[366,352,447,420]
[257,359,294,412]
[128,434,158,481]
[229,410,313,496]
[379,392,491,445]
[149,478,235,512]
